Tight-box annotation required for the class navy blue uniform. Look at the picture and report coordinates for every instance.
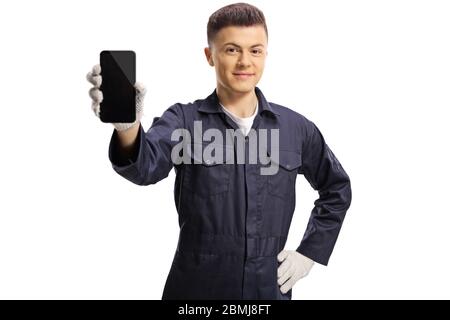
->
[109,87,352,299]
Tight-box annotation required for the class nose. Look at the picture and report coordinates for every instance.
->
[237,51,251,68]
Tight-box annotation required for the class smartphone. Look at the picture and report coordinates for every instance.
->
[99,50,136,123]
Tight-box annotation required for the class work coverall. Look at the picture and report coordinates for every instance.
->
[108,87,352,300]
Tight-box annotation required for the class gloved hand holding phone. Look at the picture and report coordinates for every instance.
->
[86,63,147,131]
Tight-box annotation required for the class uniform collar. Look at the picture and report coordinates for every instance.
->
[198,86,280,116]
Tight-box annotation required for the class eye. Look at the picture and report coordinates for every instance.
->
[252,49,263,55]
[226,47,239,54]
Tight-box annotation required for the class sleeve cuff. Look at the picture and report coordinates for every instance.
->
[108,124,144,168]
[296,242,331,266]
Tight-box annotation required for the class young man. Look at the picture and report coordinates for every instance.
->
[87,3,351,300]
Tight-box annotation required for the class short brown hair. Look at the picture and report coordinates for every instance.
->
[207,2,268,47]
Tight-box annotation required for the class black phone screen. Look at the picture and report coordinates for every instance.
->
[99,50,136,123]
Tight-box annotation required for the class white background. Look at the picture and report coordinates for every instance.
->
[0,0,449,299]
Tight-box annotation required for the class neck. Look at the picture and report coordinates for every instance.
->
[216,85,258,118]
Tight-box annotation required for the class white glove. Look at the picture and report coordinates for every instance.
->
[277,250,314,294]
[86,64,147,131]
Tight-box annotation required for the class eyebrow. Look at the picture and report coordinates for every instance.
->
[222,42,265,48]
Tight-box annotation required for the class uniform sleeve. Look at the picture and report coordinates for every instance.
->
[296,120,352,265]
[108,104,184,186]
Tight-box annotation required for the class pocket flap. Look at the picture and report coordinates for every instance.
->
[267,150,302,171]
[187,143,234,166]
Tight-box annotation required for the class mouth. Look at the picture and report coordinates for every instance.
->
[232,72,255,80]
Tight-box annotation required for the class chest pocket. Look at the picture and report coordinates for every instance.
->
[182,143,234,198]
[266,150,302,199]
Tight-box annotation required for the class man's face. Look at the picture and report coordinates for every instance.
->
[204,25,268,95]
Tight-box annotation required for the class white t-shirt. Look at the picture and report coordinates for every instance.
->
[219,100,258,136]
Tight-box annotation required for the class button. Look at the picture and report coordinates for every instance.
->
[205,159,216,165]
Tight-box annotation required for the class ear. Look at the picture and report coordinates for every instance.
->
[204,47,214,67]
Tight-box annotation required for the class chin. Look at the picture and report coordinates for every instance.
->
[230,83,256,93]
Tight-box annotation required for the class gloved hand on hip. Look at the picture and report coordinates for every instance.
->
[86,64,147,131]
[277,250,314,294]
